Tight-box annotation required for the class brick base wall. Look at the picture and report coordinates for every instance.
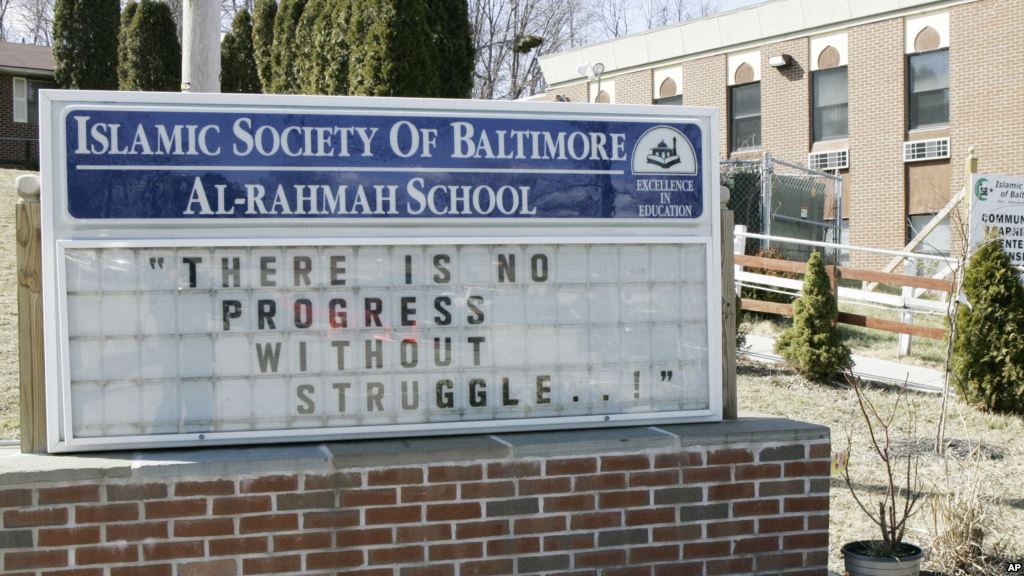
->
[0,420,829,575]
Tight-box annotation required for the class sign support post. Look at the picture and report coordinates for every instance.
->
[16,173,46,453]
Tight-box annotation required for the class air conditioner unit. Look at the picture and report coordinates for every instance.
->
[807,149,849,171]
[903,138,950,162]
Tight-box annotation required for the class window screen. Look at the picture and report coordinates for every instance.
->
[909,50,949,129]
[729,83,761,151]
[813,68,848,141]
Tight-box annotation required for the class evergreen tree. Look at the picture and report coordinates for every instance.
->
[316,0,351,94]
[775,251,852,382]
[117,2,139,89]
[425,0,473,98]
[347,0,439,97]
[953,233,1024,414]
[252,0,277,92]
[295,0,325,93]
[121,0,181,91]
[270,0,307,94]
[221,8,261,93]
[53,0,120,89]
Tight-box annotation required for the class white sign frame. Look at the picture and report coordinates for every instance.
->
[41,90,722,452]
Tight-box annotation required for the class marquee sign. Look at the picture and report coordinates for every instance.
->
[41,91,722,452]
[970,173,1024,269]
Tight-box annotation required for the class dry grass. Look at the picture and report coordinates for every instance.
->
[0,169,26,439]
[738,359,1024,574]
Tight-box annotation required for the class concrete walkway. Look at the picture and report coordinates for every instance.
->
[742,334,947,393]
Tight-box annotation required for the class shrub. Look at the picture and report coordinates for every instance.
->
[221,8,261,93]
[774,250,852,382]
[252,0,277,92]
[952,233,1024,414]
[346,0,439,97]
[425,0,473,98]
[120,0,181,91]
[270,0,307,94]
[53,0,120,89]
[117,2,139,88]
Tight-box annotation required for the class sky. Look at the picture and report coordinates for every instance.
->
[718,0,769,12]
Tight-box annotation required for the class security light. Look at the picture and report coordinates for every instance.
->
[769,54,792,68]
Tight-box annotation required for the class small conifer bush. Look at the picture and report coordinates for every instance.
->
[952,234,1024,414]
[775,250,852,382]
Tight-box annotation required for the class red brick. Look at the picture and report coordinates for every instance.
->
[707,558,753,575]
[757,553,805,571]
[401,567,453,576]
[601,455,650,471]
[175,518,235,538]
[574,473,626,491]
[653,562,702,576]
[76,545,139,565]
[112,565,171,576]
[809,443,831,458]
[735,463,781,480]
[307,550,364,570]
[426,502,479,521]
[806,550,829,566]
[569,511,620,530]
[684,540,730,558]
[461,481,514,499]
[576,549,626,568]
[0,489,31,507]
[209,537,267,556]
[369,545,424,565]
[106,483,167,501]
[808,514,829,530]
[682,466,731,483]
[759,479,806,497]
[275,532,333,552]
[178,559,238,576]
[629,470,679,487]
[785,496,830,513]
[519,477,571,495]
[340,488,396,507]
[708,482,754,501]
[456,520,508,539]
[241,475,299,493]
[545,457,597,476]
[3,550,67,570]
[784,532,829,549]
[599,490,649,508]
[652,524,701,542]
[402,484,456,503]
[629,545,680,563]
[653,452,703,468]
[734,536,780,554]
[428,464,482,482]
[277,491,335,510]
[758,516,804,533]
[398,524,452,543]
[17,569,99,576]
[516,515,567,534]
[707,448,753,465]
[38,526,101,546]
[366,505,422,524]
[304,510,360,529]
[143,540,204,561]
[212,495,272,515]
[605,567,651,576]
[303,472,361,490]
[487,537,539,556]
[77,503,139,524]
[145,498,206,519]
[430,542,483,561]
[785,460,831,477]
[368,468,424,486]
[176,480,234,497]
[336,528,393,548]
[625,507,675,526]
[733,499,780,517]
[707,519,754,538]
[239,513,298,533]
[106,521,167,542]
[340,571,393,576]
[5,506,68,527]
[38,485,99,504]
[544,533,594,551]
[544,494,594,513]
[487,461,541,478]
[460,559,514,576]
[243,555,301,574]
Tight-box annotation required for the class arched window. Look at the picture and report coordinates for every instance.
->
[817,46,840,70]
[658,78,677,98]
[734,63,755,85]
[914,26,941,53]
[595,90,611,103]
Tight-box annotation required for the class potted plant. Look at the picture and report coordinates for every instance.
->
[838,374,925,576]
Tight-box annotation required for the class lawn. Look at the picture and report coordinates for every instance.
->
[0,169,25,439]
[738,358,1024,574]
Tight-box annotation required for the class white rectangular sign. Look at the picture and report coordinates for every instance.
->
[41,91,722,452]
[970,173,1024,269]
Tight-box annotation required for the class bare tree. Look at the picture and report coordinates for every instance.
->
[588,0,630,39]
[642,0,670,30]
[220,0,254,33]
[0,0,14,41]
[16,0,54,45]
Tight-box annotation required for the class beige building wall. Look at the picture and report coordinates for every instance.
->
[540,81,588,103]
[847,18,906,269]
[760,38,811,166]
[681,55,728,159]
[614,70,653,105]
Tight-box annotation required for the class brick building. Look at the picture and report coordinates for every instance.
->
[536,0,1024,268]
[0,42,55,169]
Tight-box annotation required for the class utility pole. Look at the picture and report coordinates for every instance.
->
[181,0,220,92]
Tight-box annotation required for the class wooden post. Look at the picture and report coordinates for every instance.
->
[181,0,221,93]
[721,186,738,420]
[16,174,46,453]
[898,258,915,357]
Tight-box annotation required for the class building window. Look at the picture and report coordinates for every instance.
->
[26,82,40,124]
[729,82,761,151]
[655,95,682,105]
[813,67,848,141]
[595,90,611,103]
[908,49,949,129]
[908,213,951,257]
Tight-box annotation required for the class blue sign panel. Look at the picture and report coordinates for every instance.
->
[64,110,704,220]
